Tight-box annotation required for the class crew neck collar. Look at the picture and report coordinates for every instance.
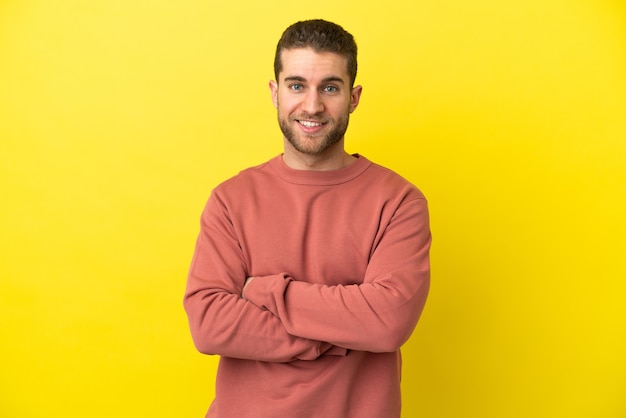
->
[269,154,371,185]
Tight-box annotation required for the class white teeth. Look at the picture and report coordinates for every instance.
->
[299,120,323,128]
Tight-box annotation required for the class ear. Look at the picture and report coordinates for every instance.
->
[349,85,363,113]
[269,80,278,109]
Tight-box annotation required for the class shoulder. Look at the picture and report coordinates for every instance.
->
[213,156,278,195]
[361,158,427,201]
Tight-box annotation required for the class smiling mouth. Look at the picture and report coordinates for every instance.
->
[297,120,325,128]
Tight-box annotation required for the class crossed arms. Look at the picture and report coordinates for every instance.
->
[183,191,431,362]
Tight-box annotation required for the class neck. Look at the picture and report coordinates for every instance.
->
[282,140,356,171]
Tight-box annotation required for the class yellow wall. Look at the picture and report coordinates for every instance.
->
[1,1,624,417]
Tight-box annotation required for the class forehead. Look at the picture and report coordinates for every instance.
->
[278,48,350,82]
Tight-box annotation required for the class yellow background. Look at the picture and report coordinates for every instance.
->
[1,0,625,417]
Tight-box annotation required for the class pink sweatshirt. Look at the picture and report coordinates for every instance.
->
[184,155,431,418]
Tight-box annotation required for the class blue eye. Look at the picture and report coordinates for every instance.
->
[323,86,338,93]
[290,84,303,91]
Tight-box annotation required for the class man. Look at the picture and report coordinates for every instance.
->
[184,19,431,418]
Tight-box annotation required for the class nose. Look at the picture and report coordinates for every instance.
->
[302,90,324,115]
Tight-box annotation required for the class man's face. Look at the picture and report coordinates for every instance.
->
[270,48,362,156]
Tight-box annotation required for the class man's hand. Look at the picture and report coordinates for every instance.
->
[241,276,255,299]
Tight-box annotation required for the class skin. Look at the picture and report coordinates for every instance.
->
[269,47,363,171]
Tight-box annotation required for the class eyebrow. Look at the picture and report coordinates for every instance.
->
[283,76,345,84]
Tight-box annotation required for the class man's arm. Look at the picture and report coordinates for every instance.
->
[242,197,431,353]
[183,193,345,362]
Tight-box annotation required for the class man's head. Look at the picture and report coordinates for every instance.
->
[274,19,358,87]
[270,20,362,164]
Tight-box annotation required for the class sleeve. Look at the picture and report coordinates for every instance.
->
[243,197,431,353]
[183,192,347,362]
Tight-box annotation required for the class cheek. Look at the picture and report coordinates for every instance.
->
[277,96,298,115]
[329,101,351,118]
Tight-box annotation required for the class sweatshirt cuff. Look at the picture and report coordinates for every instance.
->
[243,273,291,317]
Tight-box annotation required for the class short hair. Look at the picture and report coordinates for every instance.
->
[274,19,358,87]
